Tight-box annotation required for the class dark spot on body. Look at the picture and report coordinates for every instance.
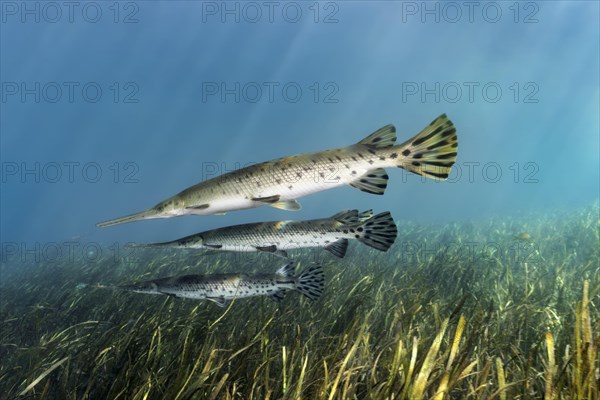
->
[390,153,398,159]
[402,149,411,156]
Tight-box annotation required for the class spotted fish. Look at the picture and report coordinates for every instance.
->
[93,262,324,307]
[97,114,457,227]
[129,209,398,258]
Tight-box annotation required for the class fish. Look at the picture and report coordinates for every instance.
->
[97,114,457,227]
[89,262,324,307]
[128,209,397,258]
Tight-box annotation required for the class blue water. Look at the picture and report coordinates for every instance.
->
[1,1,598,247]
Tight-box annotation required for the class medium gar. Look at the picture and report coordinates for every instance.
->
[129,209,397,258]
[87,262,324,307]
[97,114,457,227]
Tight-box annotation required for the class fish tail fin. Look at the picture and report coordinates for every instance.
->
[294,264,325,301]
[393,114,458,180]
[356,211,398,251]
[96,209,158,228]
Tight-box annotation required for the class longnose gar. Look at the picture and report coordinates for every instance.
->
[87,262,324,307]
[129,209,397,258]
[97,114,457,227]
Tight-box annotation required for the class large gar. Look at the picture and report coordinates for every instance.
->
[97,114,457,227]
[129,209,397,258]
[88,262,324,307]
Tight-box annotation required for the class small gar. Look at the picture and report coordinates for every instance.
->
[87,262,324,307]
[97,114,457,227]
[129,209,398,258]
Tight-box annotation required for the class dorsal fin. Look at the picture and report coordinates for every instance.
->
[358,124,396,149]
[357,210,374,222]
[275,262,295,277]
[331,209,359,224]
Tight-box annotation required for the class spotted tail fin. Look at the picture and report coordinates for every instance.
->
[294,264,325,301]
[394,114,458,180]
[356,211,398,252]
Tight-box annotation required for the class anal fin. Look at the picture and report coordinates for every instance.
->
[325,239,349,258]
[269,290,286,303]
[350,168,389,195]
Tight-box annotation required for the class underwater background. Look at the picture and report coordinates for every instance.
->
[1,1,598,399]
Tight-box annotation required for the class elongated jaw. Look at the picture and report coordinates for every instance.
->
[96,208,162,228]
